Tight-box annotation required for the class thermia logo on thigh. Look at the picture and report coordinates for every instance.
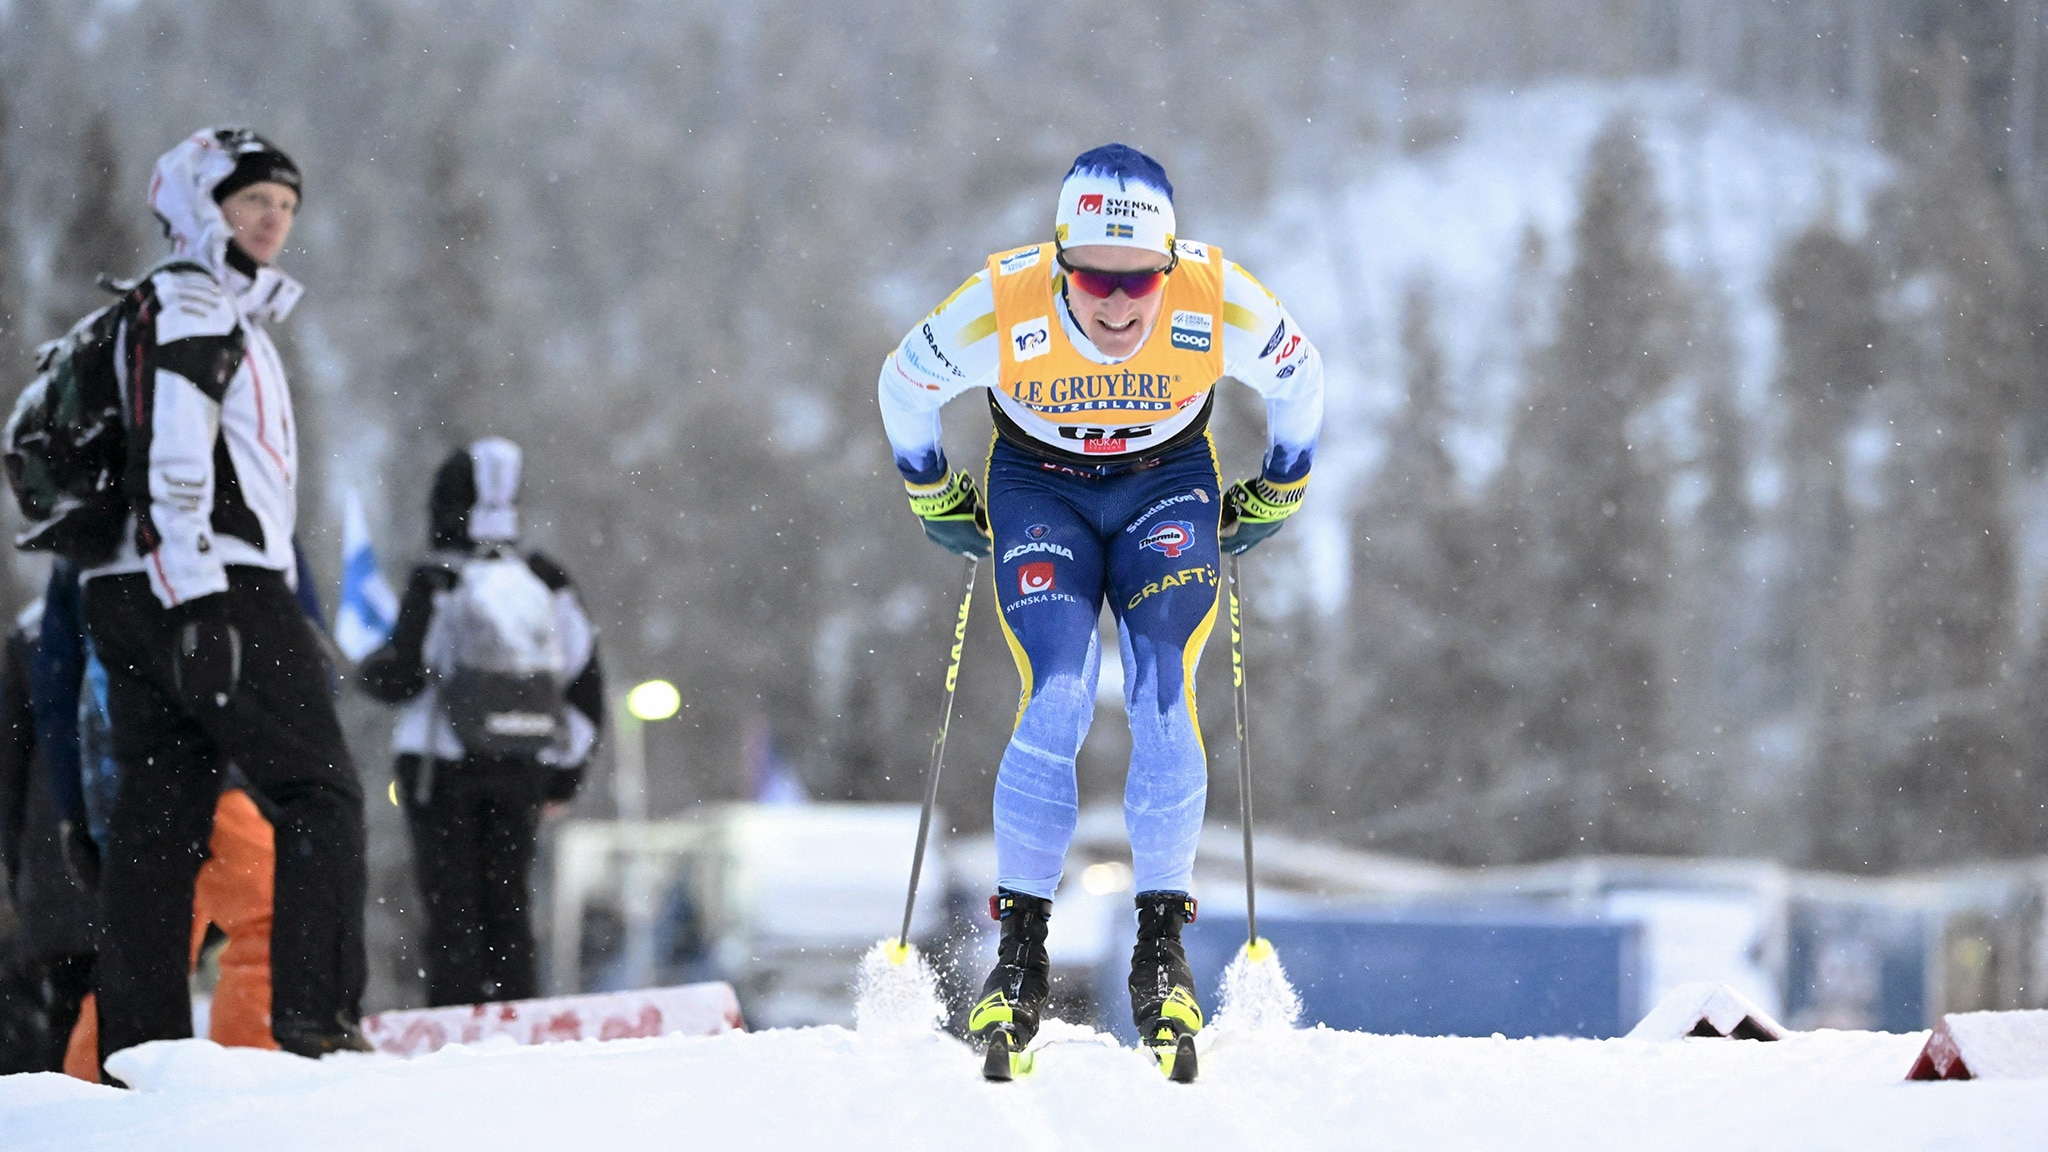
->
[1140,520,1196,559]
[1018,562,1057,595]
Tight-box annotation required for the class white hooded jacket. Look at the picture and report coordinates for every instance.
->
[84,129,305,606]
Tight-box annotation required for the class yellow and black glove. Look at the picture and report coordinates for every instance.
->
[1219,476,1306,555]
[906,470,992,557]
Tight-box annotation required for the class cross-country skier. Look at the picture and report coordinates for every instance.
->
[876,144,1323,1078]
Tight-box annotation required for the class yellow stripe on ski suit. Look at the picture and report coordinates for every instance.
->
[985,432,1035,731]
[1179,431,1225,760]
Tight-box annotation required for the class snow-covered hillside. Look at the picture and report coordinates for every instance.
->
[1237,81,1892,612]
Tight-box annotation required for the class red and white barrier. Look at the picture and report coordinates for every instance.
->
[1907,1009,2048,1081]
[1626,982,1787,1041]
[362,982,745,1058]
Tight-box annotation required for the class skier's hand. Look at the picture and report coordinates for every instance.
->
[171,595,242,712]
[906,470,992,558]
[1220,476,1307,556]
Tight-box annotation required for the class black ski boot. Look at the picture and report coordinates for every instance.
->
[969,890,1052,1081]
[1129,891,1201,1083]
[274,1012,374,1059]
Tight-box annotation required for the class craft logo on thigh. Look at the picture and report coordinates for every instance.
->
[1018,562,1056,595]
[1141,520,1196,559]
[1126,564,1219,611]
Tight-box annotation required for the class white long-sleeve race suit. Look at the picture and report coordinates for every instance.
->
[876,247,1324,486]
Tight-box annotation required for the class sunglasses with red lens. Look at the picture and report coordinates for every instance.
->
[1056,248,1177,299]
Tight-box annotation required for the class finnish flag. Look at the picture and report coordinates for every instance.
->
[335,489,400,662]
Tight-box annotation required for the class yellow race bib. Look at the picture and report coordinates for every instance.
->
[986,240,1225,459]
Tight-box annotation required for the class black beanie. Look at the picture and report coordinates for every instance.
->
[429,439,523,549]
[209,128,302,205]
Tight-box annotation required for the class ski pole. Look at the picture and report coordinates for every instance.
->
[1227,552,1259,949]
[894,553,980,958]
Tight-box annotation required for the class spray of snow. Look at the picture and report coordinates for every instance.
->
[1212,940,1303,1034]
[853,939,947,1037]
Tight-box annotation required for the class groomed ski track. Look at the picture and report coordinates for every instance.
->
[3,1019,2042,1150]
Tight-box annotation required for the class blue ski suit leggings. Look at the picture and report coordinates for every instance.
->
[985,435,1223,899]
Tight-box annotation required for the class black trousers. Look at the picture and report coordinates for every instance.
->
[85,568,365,1062]
[397,755,543,1006]
[0,951,92,1074]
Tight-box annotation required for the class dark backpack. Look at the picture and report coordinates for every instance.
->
[429,550,570,760]
[3,261,204,565]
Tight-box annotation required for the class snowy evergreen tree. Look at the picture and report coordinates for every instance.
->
[0,78,21,378]
[1767,220,1881,689]
[391,125,498,471]
[1814,43,2035,870]
[1490,114,1689,856]
[1343,281,1513,860]
[44,111,139,341]
[1667,358,1762,854]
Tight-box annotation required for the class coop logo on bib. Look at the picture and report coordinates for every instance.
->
[1012,317,1051,362]
[1018,562,1056,595]
[1169,311,1213,353]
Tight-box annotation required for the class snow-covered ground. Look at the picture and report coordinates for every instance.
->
[5,1020,2041,1151]
[5,946,2042,1152]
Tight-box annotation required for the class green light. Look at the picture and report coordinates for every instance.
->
[626,679,681,721]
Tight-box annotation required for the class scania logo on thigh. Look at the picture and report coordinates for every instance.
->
[1140,520,1195,559]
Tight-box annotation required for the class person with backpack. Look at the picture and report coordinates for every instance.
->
[57,127,368,1069]
[359,438,604,1007]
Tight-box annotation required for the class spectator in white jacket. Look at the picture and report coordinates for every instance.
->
[81,127,367,1070]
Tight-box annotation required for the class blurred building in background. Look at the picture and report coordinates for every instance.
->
[541,802,2046,1037]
